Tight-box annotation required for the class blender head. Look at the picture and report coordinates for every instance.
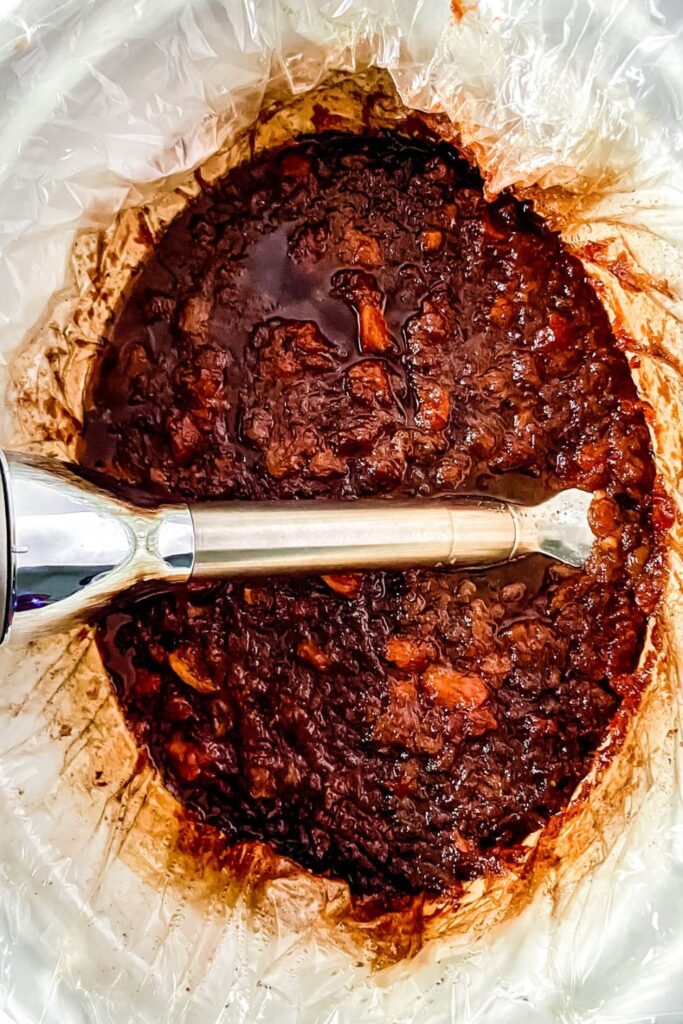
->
[0,450,595,646]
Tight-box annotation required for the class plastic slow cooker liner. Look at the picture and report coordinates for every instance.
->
[1,1,683,1021]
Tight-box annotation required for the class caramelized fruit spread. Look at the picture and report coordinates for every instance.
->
[81,132,666,898]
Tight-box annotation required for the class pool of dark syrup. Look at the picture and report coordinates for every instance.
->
[80,131,664,898]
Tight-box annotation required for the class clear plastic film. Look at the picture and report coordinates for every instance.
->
[1,1,683,1021]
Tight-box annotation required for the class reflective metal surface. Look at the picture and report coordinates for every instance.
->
[1,452,193,644]
[0,450,596,646]
[512,488,595,568]
[190,489,594,578]
[190,497,519,577]
[0,453,11,644]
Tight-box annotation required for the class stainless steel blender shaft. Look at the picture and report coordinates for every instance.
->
[0,450,595,645]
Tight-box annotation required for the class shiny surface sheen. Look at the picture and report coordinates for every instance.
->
[190,498,518,575]
[81,132,666,898]
[2,452,193,643]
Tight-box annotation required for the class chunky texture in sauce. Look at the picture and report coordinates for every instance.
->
[81,132,665,898]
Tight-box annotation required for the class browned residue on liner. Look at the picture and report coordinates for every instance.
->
[4,68,678,970]
[451,0,477,20]
[577,239,675,302]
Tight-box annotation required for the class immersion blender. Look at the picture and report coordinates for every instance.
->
[0,450,595,646]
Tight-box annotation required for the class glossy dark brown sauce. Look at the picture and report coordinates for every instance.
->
[80,132,667,898]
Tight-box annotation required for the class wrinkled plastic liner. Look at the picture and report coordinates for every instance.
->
[1,3,683,1022]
